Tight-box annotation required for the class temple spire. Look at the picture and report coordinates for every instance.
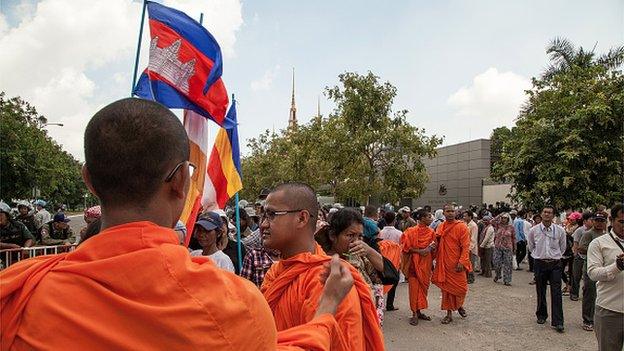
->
[317,95,321,117]
[288,68,297,130]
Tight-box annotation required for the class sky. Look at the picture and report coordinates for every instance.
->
[1,0,623,161]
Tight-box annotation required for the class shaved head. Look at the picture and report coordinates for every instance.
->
[84,98,189,207]
[272,183,319,230]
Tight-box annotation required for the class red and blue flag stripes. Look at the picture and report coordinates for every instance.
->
[133,1,229,126]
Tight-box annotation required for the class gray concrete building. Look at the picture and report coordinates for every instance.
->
[412,139,491,209]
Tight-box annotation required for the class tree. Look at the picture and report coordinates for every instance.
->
[493,39,624,210]
[240,72,441,204]
[325,72,441,203]
[490,126,512,177]
[0,92,88,209]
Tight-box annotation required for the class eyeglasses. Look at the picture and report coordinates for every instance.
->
[261,209,304,223]
[165,161,196,182]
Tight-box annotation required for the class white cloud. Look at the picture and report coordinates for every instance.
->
[14,0,37,23]
[167,0,243,58]
[250,65,280,91]
[447,67,531,126]
[0,0,243,160]
[0,13,7,36]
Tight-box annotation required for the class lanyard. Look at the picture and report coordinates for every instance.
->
[610,234,624,253]
[541,223,558,240]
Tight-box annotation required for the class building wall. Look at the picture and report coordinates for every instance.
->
[412,139,491,209]
[482,183,514,205]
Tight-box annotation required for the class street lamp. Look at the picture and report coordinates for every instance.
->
[44,122,64,127]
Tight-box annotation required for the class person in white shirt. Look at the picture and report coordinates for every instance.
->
[33,200,51,231]
[479,215,495,278]
[378,211,402,244]
[587,203,624,351]
[463,211,479,283]
[527,206,567,333]
[190,211,235,273]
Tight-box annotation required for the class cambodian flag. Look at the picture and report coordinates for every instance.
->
[133,1,229,126]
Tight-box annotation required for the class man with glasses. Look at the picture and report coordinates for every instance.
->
[587,204,624,351]
[260,183,384,350]
[0,98,356,350]
[527,205,567,333]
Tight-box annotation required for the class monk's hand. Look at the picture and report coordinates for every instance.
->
[349,240,372,258]
[317,255,354,316]
[455,263,464,272]
[418,248,429,257]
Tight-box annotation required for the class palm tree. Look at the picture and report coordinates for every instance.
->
[543,37,624,79]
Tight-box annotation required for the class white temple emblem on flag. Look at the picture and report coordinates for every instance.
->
[148,37,196,94]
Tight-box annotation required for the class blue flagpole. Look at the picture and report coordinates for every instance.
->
[131,0,148,95]
[232,93,243,272]
[235,193,242,272]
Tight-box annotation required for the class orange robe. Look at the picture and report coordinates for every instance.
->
[401,224,435,312]
[378,240,401,294]
[431,220,472,311]
[1,221,342,351]
[261,245,384,351]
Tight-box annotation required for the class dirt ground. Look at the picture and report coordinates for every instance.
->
[383,268,598,351]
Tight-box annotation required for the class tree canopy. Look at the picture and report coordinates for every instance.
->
[492,38,624,210]
[241,71,441,204]
[0,92,89,209]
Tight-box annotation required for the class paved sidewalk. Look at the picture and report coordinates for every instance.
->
[384,268,597,351]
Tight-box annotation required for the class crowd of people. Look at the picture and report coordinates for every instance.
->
[0,199,102,252]
[1,98,622,350]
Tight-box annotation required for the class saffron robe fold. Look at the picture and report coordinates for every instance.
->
[431,220,472,311]
[378,240,401,294]
[261,245,385,351]
[401,224,435,311]
[1,221,342,351]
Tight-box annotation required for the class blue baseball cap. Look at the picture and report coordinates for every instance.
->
[195,211,222,231]
[53,213,70,223]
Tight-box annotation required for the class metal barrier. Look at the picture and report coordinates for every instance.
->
[0,244,78,270]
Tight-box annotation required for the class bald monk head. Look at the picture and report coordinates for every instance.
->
[83,98,192,230]
[261,183,319,258]
[442,203,457,222]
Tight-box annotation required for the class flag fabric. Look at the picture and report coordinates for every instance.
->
[133,1,229,126]
[179,110,210,245]
[204,100,242,210]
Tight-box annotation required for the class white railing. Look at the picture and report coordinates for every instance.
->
[0,244,78,269]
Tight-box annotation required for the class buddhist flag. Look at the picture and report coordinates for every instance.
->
[179,110,210,245]
[203,99,242,210]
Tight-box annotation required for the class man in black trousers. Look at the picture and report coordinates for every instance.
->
[527,206,567,333]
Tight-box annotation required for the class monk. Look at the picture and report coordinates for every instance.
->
[431,204,472,324]
[401,209,436,325]
[260,183,384,351]
[0,98,356,350]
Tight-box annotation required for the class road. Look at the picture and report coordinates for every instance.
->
[383,268,597,351]
[67,214,86,236]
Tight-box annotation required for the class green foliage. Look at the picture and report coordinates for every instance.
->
[490,126,512,178]
[0,92,89,209]
[241,72,441,204]
[494,39,624,210]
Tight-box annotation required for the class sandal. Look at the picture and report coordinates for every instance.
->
[409,316,419,326]
[417,313,432,321]
[582,324,594,331]
[458,307,467,318]
[441,316,453,324]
